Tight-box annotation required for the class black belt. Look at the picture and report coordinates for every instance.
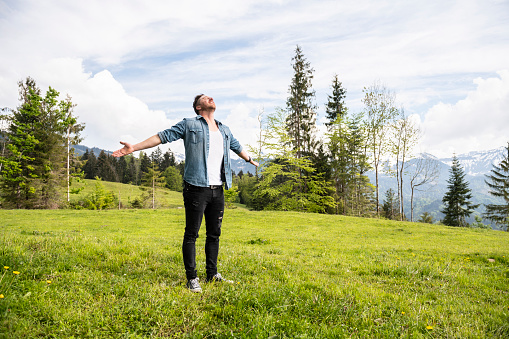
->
[184,181,222,190]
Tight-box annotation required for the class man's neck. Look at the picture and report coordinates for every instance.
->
[199,110,218,131]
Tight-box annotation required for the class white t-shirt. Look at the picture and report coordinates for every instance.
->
[207,129,224,186]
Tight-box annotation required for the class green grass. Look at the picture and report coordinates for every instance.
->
[70,179,185,209]
[1,205,508,337]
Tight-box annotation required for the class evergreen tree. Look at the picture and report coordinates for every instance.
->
[441,156,479,226]
[0,78,82,208]
[418,212,434,224]
[160,150,176,172]
[325,76,349,214]
[125,155,138,184]
[82,150,98,179]
[141,163,165,209]
[484,143,509,231]
[150,147,163,169]
[345,113,375,217]
[252,108,335,213]
[96,150,118,182]
[116,156,128,184]
[382,188,400,220]
[139,152,151,176]
[286,45,318,159]
[326,108,374,216]
[325,74,347,128]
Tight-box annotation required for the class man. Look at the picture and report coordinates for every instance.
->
[112,94,258,293]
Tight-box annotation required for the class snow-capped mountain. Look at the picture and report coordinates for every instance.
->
[437,146,506,176]
[371,145,507,228]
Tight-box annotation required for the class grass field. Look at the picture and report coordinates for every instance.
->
[1,193,508,337]
[69,179,185,209]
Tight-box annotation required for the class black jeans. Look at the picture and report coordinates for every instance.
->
[182,181,224,280]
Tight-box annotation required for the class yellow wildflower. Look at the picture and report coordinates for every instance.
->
[426,326,433,330]
[401,311,405,315]
[47,280,52,284]
[0,294,4,299]
[3,266,8,270]
[13,271,20,275]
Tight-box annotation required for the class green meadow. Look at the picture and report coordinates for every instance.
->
[1,188,508,338]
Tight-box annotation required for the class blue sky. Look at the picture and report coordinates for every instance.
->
[1,0,508,158]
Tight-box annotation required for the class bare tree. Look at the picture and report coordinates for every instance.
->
[0,109,11,174]
[363,81,398,216]
[61,95,84,202]
[409,157,440,222]
[247,107,265,180]
[388,109,421,220]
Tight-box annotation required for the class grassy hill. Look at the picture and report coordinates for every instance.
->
[1,203,508,337]
[69,179,185,209]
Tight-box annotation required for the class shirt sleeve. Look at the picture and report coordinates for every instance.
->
[228,129,243,154]
[157,119,186,144]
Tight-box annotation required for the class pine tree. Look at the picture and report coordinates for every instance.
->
[116,156,128,183]
[325,75,349,213]
[139,152,151,176]
[286,45,318,159]
[418,212,434,224]
[82,150,98,179]
[160,150,176,172]
[252,108,335,213]
[141,163,165,209]
[441,156,479,226]
[484,143,509,231]
[325,74,347,128]
[96,150,118,182]
[125,155,138,184]
[150,147,163,169]
[382,188,399,220]
[0,78,82,208]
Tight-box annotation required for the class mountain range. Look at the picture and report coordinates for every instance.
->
[367,146,507,228]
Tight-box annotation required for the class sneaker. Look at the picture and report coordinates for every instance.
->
[186,278,202,293]
[206,273,233,283]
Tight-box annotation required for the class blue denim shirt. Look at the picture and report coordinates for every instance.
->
[157,116,243,190]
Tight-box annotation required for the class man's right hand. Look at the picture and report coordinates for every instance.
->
[112,141,134,157]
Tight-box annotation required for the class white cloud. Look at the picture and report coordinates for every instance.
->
[222,102,262,155]
[1,57,182,154]
[418,70,509,157]
[1,0,509,158]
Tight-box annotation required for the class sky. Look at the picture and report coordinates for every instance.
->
[0,0,508,158]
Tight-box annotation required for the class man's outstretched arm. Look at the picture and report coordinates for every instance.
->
[112,134,162,157]
[238,149,259,167]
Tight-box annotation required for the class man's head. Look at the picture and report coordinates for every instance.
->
[193,94,216,115]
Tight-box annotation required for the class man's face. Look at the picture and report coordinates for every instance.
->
[198,95,216,111]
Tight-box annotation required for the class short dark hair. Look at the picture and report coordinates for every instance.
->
[193,94,204,114]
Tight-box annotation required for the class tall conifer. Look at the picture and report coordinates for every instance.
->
[441,156,479,226]
[484,143,509,231]
[286,45,317,159]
